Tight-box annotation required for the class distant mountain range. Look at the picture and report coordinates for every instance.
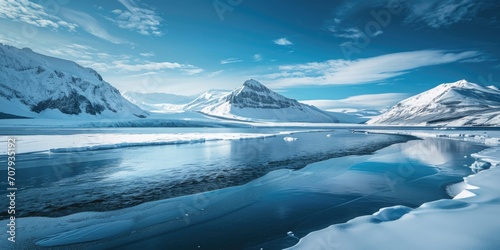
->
[368,80,500,126]
[2,44,498,126]
[126,79,339,122]
[122,92,195,112]
[0,44,147,119]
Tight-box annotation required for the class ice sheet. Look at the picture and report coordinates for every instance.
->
[288,146,500,250]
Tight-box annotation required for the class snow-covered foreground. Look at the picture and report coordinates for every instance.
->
[0,129,488,249]
[289,146,500,250]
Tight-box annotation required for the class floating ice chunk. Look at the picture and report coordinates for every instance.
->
[283,136,298,142]
[326,134,332,137]
[470,161,491,170]
[287,231,299,240]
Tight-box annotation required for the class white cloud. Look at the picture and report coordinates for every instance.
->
[302,93,410,110]
[207,70,224,78]
[47,44,96,60]
[182,67,204,75]
[139,52,155,57]
[253,54,263,62]
[405,0,482,28]
[61,8,128,44]
[265,50,483,88]
[333,28,365,39]
[220,58,242,64]
[42,43,203,77]
[99,59,203,75]
[112,61,181,71]
[372,30,383,36]
[110,0,163,36]
[0,0,77,31]
[460,56,492,63]
[273,37,293,46]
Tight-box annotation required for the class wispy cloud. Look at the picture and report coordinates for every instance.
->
[110,0,163,36]
[207,70,224,78]
[182,67,204,75]
[139,52,155,57]
[405,0,481,28]
[264,50,483,88]
[273,37,293,46]
[44,43,203,76]
[61,8,128,44]
[77,59,203,76]
[327,26,383,39]
[47,43,100,60]
[0,0,77,30]
[220,58,242,64]
[323,2,386,40]
[253,54,263,62]
[302,93,410,111]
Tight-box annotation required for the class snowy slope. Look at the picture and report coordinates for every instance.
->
[325,109,382,124]
[184,89,231,111]
[368,80,500,126]
[0,44,148,119]
[122,91,194,112]
[198,79,338,122]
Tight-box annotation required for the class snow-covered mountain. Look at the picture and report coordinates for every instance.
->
[325,108,382,124]
[367,80,500,126]
[197,79,338,122]
[184,89,231,111]
[122,92,195,112]
[0,44,148,119]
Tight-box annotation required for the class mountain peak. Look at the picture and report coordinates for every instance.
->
[446,79,482,89]
[243,78,263,87]
[198,79,338,122]
[242,79,269,91]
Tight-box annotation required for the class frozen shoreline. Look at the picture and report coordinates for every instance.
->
[289,141,500,249]
[0,130,327,155]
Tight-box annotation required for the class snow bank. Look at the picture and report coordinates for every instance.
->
[0,133,276,155]
[288,146,500,250]
[360,129,500,147]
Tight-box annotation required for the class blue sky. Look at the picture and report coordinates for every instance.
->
[0,0,499,110]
